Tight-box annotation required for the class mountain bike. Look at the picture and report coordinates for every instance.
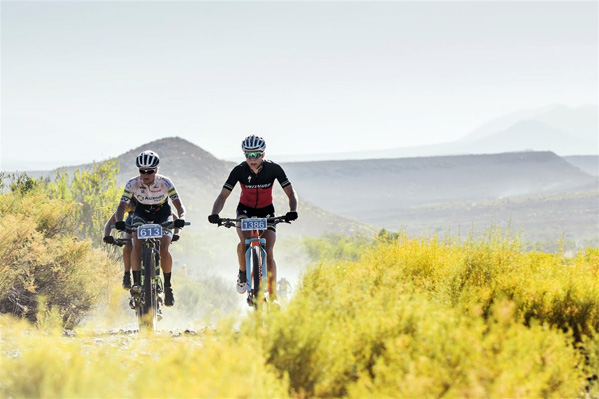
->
[218,216,290,308]
[112,220,190,331]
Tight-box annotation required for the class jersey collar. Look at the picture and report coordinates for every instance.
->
[248,160,264,174]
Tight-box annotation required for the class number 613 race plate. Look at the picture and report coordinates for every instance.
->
[240,218,267,231]
[137,224,162,238]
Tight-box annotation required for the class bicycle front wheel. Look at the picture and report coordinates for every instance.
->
[250,246,263,307]
[141,244,159,331]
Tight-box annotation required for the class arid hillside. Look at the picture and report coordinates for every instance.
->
[27,138,598,246]
[281,151,598,246]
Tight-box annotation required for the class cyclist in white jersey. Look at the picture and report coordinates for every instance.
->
[114,150,186,307]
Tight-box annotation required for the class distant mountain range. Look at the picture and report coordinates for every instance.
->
[18,135,599,248]
[564,155,599,177]
[279,150,598,246]
[281,151,597,211]
[276,104,598,162]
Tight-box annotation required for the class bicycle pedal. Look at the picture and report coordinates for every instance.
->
[247,295,257,307]
[130,285,142,296]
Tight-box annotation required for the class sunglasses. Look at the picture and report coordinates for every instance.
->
[245,151,264,160]
[139,169,156,175]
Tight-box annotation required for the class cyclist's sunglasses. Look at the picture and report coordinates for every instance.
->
[245,151,263,160]
[139,168,157,175]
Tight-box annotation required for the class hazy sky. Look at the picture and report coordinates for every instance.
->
[1,0,597,170]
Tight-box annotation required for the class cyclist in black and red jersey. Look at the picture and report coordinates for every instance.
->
[208,135,298,296]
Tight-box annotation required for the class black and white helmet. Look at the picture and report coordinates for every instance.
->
[136,150,160,168]
[241,135,266,152]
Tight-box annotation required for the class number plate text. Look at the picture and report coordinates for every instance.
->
[241,218,267,231]
[137,224,162,239]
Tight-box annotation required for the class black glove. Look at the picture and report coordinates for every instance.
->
[174,219,186,228]
[115,221,126,231]
[172,234,180,242]
[208,214,220,224]
[103,235,115,244]
[285,211,298,221]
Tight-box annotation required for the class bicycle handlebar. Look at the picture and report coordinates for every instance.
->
[217,216,291,229]
[110,220,191,232]
[107,238,132,247]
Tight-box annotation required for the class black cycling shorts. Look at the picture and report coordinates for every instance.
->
[236,203,276,232]
[131,204,173,237]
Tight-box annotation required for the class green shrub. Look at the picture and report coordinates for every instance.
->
[1,222,597,397]
[46,161,121,246]
[0,184,119,327]
[250,232,597,397]
[302,232,371,262]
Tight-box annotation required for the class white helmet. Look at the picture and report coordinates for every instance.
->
[136,150,160,168]
[241,135,266,152]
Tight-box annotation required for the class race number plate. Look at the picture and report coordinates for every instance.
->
[241,218,267,231]
[137,224,162,239]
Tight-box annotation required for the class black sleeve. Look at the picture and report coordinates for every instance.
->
[223,164,242,191]
[274,163,291,188]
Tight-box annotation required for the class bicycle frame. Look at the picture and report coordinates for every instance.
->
[218,216,290,308]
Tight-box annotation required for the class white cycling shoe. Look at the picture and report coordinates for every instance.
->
[237,274,247,294]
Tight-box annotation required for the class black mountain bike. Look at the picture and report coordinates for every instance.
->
[218,216,290,308]
[112,220,189,331]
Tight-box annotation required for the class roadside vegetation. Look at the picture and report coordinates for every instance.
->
[0,168,121,327]
[0,169,597,397]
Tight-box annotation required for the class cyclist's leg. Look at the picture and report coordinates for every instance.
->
[159,234,173,273]
[123,211,134,273]
[121,231,133,288]
[149,207,172,273]
[130,214,147,286]
[122,233,133,272]
[235,203,253,274]
[263,229,277,296]
[160,233,175,306]
[131,228,143,272]
[235,227,251,272]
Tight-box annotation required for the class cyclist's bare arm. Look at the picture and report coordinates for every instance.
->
[104,213,118,237]
[115,201,128,225]
[211,188,233,215]
[172,198,186,219]
[172,212,180,235]
[283,184,298,212]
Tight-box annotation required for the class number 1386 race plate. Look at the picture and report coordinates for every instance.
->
[241,218,267,231]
